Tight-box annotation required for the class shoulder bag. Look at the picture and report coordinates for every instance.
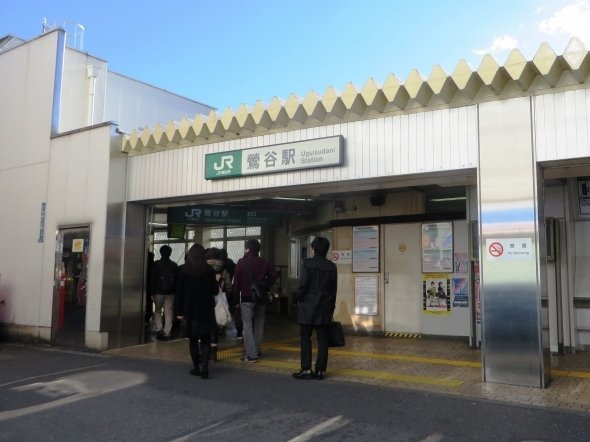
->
[247,261,273,305]
[327,319,345,347]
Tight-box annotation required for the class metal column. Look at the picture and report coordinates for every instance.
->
[478,97,551,387]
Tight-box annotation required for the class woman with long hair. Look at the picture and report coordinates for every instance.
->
[175,244,218,379]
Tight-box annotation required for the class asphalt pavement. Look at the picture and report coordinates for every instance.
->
[2,343,590,441]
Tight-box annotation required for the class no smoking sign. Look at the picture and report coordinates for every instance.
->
[485,238,532,261]
[488,242,503,257]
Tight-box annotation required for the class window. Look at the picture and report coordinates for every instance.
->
[205,226,262,263]
[151,225,263,265]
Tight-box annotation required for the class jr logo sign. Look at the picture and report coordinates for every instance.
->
[213,155,234,171]
[205,151,242,179]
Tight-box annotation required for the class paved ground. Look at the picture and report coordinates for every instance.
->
[5,343,590,441]
[105,314,590,413]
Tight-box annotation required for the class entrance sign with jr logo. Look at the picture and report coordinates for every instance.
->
[205,136,344,180]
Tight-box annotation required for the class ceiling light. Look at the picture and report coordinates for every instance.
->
[429,197,467,202]
[272,197,313,202]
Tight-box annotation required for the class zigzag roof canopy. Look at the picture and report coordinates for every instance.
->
[121,38,590,154]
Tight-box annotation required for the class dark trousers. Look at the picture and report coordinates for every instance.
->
[144,292,153,323]
[299,324,329,372]
[189,334,211,371]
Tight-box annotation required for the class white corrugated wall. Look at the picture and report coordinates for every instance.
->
[127,105,479,202]
[534,88,590,162]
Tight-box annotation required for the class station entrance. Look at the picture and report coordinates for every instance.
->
[140,181,477,349]
[135,170,590,376]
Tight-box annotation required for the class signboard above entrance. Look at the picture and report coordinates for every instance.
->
[205,135,344,180]
[167,205,282,226]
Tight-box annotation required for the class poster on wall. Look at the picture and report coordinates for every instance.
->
[72,239,84,253]
[354,276,378,315]
[423,273,451,314]
[352,225,379,272]
[452,277,469,307]
[421,222,453,273]
[453,253,468,274]
[474,263,481,322]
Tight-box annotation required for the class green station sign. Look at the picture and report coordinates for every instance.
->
[167,205,282,226]
[205,135,344,180]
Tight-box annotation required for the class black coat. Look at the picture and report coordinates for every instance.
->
[175,266,217,338]
[149,258,178,295]
[296,256,337,326]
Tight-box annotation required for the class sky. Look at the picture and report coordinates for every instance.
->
[2,0,590,112]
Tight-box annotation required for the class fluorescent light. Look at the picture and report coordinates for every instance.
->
[272,197,313,202]
[430,197,467,202]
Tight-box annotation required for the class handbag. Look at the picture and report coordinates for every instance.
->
[327,320,345,347]
[247,262,273,305]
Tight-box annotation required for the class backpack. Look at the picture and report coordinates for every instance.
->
[157,272,175,293]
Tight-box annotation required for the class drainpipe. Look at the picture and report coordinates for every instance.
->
[86,65,99,125]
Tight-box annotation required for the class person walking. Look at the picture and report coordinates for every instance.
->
[292,236,337,380]
[175,244,218,379]
[231,239,278,363]
[221,248,242,341]
[149,245,178,341]
[205,247,233,361]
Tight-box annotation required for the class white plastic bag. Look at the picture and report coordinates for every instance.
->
[214,292,232,327]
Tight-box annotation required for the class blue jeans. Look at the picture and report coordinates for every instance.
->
[240,302,265,358]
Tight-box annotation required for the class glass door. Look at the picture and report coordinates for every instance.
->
[52,226,90,348]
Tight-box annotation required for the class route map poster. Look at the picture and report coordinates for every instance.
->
[352,225,379,272]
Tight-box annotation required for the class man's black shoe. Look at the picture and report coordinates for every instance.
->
[314,371,325,380]
[292,370,314,380]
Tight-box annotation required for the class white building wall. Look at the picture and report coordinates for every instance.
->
[0,32,58,169]
[0,31,60,338]
[59,49,108,132]
[127,105,478,201]
[105,72,215,133]
[59,54,215,136]
[534,88,590,162]
[43,125,113,337]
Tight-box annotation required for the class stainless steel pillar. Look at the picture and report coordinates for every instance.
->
[478,97,551,387]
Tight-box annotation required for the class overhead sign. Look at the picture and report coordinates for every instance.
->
[205,135,344,180]
[167,205,282,226]
[485,238,533,261]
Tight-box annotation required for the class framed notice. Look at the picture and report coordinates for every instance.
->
[421,222,453,273]
[72,239,84,253]
[352,225,379,272]
[354,276,378,315]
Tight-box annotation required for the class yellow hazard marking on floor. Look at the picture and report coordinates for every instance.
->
[220,343,590,381]
[552,369,590,379]
[225,356,463,388]
[384,332,422,339]
[267,344,482,368]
